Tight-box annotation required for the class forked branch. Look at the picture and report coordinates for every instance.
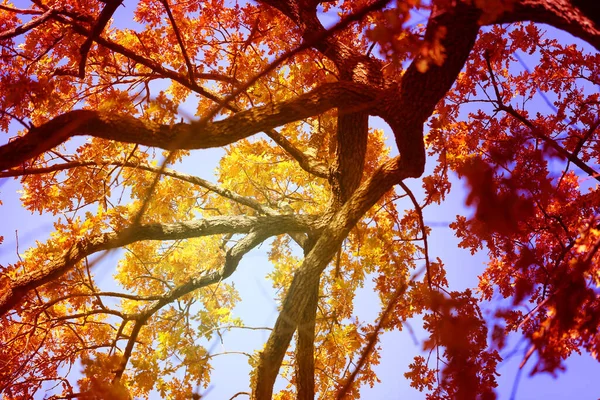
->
[0,214,318,318]
[0,82,377,172]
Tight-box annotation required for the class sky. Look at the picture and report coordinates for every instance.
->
[1,1,599,399]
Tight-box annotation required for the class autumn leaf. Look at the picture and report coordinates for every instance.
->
[0,1,599,399]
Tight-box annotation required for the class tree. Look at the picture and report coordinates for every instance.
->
[0,0,599,398]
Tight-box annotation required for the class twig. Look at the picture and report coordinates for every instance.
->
[335,264,420,399]
[160,0,195,82]
[484,51,600,182]
[399,181,432,289]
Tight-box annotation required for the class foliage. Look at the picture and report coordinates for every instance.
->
[0,0,599,399]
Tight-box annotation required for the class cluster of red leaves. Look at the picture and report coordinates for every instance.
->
[405,289,501,400]
[457,156,534,237]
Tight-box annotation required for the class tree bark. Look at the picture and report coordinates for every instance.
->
[0,215,317,318]
[0,83,377,172]
[295,277,319,400]
[252,157,406,399]
[252,3,483,398]
[493,0,600,51]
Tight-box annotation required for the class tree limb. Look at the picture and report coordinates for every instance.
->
[492,0,600,51]
[295,275,319,400]
[376,2,481,178]
[0,8,55,40]
[0,214,318,318]
[160,0,195,82]
[78,0,123,78]
[253,156,406,399]
[335,279,408,399]
[0,4,45,15]
[498,103,600,182]
[113,227,272,379]
[0,82,378,172]
[0,160,276,215]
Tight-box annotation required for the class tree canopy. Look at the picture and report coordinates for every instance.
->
[0,0,599,399]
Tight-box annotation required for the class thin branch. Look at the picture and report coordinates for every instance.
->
[335,278,410,399]
[209,351,257,359]
[48,11,329,178]
[399,181,431,289]
[113,317,144,380]
[0,8,55,41]
[0,159,275,215]
[51,308,128,322]
[200,324,273,336]
[160,0,195,82]
[0,4,45,15]
[112,228,272,379]
[229,392,251,399]
[571,118,600,158]
[265,129,329,178]
[500,104,600,182]
[484,54,600,182]
[39,291,164,312]
[201,0,393,123]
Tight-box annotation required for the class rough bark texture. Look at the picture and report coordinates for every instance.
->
[0,83,378,172]
[493,0,600,51]
[295,278,319,400]
[0,215,318,318]
[376,2,481,178]
[255,3,386,397]
[253,157,406,399]
[330,111,369,203]
[251,3,484,397]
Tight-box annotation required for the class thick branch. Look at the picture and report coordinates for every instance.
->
[2,159,310,248]
[0,8,55,40]
[253,156,406,399]
[295,276,319,400]
[294,234,319,400]
[0,82,377,172]
[0,214,317,318]
[493,0,600,51]
[377,2,481,178]
[50,12,329,177]
[259,0,385,80]
[330,111,369,204]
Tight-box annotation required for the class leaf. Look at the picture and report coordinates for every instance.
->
[1,1,599,399]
